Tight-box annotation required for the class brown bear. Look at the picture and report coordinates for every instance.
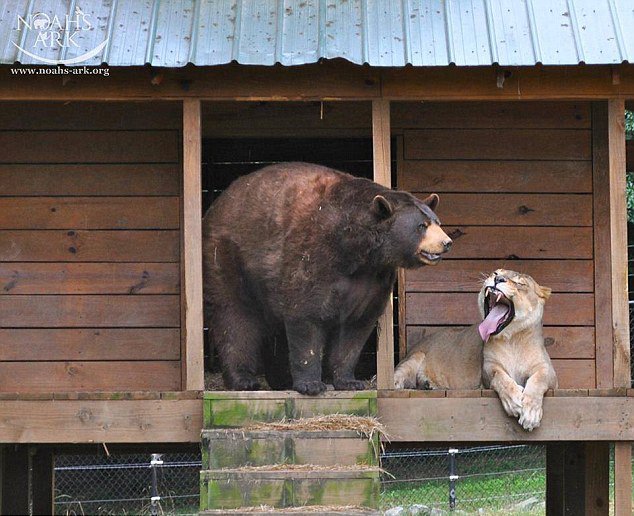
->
[202,162,452,395]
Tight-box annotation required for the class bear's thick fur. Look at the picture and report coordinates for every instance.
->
[202,162,451,395]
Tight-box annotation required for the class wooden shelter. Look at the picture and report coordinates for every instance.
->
[1,1,634,513]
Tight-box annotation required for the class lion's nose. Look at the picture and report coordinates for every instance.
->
[494,275,506,285]
[443,239,452,252]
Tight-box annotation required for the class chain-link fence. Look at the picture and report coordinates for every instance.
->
[54,446,549,515]
[54,452,201,516]
[381,445,547,514]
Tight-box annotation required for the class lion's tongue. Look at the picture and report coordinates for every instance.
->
[478,304,510,342]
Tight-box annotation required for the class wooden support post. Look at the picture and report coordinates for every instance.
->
[1,445,28,515]
[372,99,394,390]
[182,99,204,391]
[546,443,609,515]
[606,99,632,516]
[614,443,632,516]
[607,99,630,389]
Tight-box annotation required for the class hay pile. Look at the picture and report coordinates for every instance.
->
[242,414,388,441]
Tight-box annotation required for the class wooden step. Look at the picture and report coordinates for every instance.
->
[203,390,377,428]
[200,468,380,510]
[201,429,379,469]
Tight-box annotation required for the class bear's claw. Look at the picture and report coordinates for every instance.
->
[230,375,261,391]
[294,380,327,396]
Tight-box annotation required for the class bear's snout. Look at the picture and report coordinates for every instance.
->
[416,223,452,265]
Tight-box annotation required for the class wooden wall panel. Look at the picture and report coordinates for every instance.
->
[405,293,595,327]
[407,326,596,360]
[399,161,592,193]
[439,227,592,259]
[396,101,596,390]
[391,101,591,129]
[422,193,592,227]
[0,361,181,392]
[0,102,183,392]
[0,131,179,163]
[405,260,593,293]
[0,230,179,262]
[0,197,179,230]
[0,164,180,196]
[0,263,180,295]
[0,329,180,361]
[0,295,180,328]
[404,129,592,161]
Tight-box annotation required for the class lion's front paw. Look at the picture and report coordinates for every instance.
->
[394,371,406,389]
[518,394,543,431]
[499,385,523,418]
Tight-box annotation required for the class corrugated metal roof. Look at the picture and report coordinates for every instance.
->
[0,0,632,67]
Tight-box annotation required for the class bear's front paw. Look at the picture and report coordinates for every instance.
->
[518,394,543,431]
[333,379,366,391]
[294,380,327,396]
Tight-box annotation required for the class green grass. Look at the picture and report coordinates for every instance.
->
[382,469,546,514]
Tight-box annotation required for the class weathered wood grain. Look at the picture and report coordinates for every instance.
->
[377,396,634,441]
[0,230,179,262]
[399,160,593,193]
[0,131,179,163]
[405,326,595,359]
[182,99,204,391]
[404,260,593,293]
[438,227,592,259]
[0,197,179,229]
[0,164,180,196]
[391,101,591,129]
[420,193,592,226]
[0,399,201,442]
[0,263,179,294]
[0,361,181,392]
[404,292,594,326]
[0,295,180,327]
[404,129,592,160]
[0,328,180,360]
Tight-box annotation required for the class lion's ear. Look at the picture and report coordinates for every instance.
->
[538,286,552,300]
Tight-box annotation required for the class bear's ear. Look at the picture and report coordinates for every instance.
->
[372,195,393,219]
[422,193,440,212]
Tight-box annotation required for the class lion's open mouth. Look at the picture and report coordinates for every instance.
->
[418,251,442,265]
[479,287,515,342]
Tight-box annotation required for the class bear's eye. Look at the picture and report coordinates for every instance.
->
[417,221,428,231]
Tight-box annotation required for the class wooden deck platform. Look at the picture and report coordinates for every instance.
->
[0,389,632,443]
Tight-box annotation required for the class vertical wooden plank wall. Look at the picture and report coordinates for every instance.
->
[394,101,595,389]
[373,100,394,390]
[0,102,183,392]
[182,100,204,390]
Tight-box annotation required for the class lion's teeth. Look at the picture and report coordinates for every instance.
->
[496,293,502,302]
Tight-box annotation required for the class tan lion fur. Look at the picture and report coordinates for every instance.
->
[394,269,557,431]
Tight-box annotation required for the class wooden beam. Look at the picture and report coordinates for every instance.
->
[1,64,634,101]
[378,396,634,441]
[182,99,204,391]
[608,100,630,388]
[372,100,394,390]
[614,443,632,516]
[0,400,202,443]
[593,102,615,388]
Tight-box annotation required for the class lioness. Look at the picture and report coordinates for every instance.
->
[394,269,557,431]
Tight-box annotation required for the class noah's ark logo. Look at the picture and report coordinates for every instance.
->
[12,7,108,65]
